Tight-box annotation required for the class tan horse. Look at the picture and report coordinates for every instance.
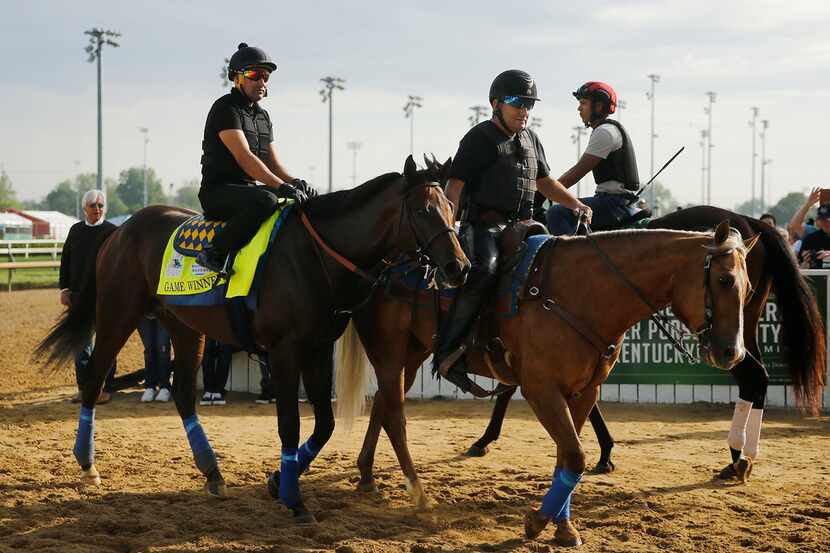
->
[335,221,756,543]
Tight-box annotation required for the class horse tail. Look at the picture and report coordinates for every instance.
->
[34,228,115,371]
[335,319,369,431]
[748,218,826,414]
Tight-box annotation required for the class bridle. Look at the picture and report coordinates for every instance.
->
[299,178,458,315]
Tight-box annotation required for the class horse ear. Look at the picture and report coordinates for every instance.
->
[404,155,418,184]
[714,220,730,245]
[744,233,761,252]
[440,156,453,184]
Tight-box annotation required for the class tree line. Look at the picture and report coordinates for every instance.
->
[0,167,201,217]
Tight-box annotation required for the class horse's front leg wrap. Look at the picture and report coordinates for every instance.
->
[182,415,218,476]
[73,406,96,470]
[279,448,301,508]
[541,467,582,520]
[297,437,322,474]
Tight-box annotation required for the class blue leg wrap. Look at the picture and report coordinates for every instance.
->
[541,467,582,520]
[183,415,217,476]
[297,437,321,474]
[279,448,301,508]
[73,406,95,470]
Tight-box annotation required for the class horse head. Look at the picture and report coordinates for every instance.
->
[671,220,759,369]
[401,155,469,288]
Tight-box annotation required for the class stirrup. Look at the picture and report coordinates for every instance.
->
[436,345,502,399]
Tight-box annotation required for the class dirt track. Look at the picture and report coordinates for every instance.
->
[1,290,829,552]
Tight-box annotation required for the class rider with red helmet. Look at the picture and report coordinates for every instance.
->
[545,81,641,235]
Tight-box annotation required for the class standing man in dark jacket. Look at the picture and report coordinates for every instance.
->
[59,189,117,403]
[546,81,641,235]
[435,70,591,394]
[196,43,316,275]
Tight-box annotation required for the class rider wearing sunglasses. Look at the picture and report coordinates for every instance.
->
[197,43,317,275]
[544,81,641,236]
[434,69,592,394]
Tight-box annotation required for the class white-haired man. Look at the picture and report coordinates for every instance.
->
[59,189,118,403]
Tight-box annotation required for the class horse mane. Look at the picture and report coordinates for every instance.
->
[302,172,402,220]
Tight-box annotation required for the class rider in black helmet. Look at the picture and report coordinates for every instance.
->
[434,69,592,394]
[545,81,641,235]
[197,43,317,275]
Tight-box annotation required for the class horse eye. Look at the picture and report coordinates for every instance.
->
[718,274,735,287]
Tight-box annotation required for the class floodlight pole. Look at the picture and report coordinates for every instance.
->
[320,76,345,194]
[84,28,121,190]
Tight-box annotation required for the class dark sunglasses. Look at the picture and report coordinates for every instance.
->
[242,68,270,83]
[502,95,536,110]
[87,203,104,208]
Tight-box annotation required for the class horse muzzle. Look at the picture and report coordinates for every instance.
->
[438,259,469,289]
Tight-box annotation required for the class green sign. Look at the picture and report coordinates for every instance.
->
[606,273,828,385]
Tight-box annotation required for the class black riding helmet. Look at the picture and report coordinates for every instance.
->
[489,70,540,102]
[227,43,277,79]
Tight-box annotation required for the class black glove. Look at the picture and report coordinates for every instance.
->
[278,183,307,203]
[290,178,318,200]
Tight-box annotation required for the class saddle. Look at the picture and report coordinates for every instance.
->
[172,217,227,256]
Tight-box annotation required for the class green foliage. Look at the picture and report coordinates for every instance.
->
[172,181,202,212]
[735,192,808,225]
[649,181,680,216]
[105,182,129,217]
[115,167,168,212]
[43,181,79,216]
[0,170,21,209]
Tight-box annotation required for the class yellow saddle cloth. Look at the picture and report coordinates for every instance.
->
[156,205,289,300]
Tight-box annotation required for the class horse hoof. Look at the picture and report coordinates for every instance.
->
[716,462,738,480]
[591,459,615,474]
[291,503,317,525]
[268,470,281,500]
[80,465,101,486]
[524,509,550,540]
[204,479,228,498]
[554,520,583,547]
[465,444,489,457]
[735,457,753,483]
[356,480,378,493]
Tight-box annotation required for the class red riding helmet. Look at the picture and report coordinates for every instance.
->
[572,81,617,114]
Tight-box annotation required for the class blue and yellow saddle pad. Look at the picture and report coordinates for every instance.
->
[156,203,292,305]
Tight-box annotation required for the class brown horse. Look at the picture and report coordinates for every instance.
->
[466,207,826,477]
[338,220,755,542]
[35,156,469,523]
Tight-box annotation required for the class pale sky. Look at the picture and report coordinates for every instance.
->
[2,0,828,211]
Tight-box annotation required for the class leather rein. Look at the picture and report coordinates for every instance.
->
[298,182,457,315]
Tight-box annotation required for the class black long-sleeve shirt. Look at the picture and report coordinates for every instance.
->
[59,220,116,291]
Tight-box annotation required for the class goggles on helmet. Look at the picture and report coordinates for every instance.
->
[502,96,536,110]
[241,68,270,83]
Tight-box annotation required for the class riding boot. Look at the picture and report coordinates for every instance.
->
[196,246,233,278]
[432,285,484,393]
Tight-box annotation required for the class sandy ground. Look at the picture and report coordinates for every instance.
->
[1,289,829,552]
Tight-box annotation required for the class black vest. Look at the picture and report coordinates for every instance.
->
[467,125,538,221]
[201,89,272,186]
[591,119,640,191]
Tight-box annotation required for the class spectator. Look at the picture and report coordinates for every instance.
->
[200,339,233,405]
[798,203,830,269]
[788,187,821,242]
[137,315,172,402]
[59,190,117,404]
[759,213,776,227]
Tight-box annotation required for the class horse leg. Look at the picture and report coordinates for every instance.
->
[523,384,595,545]
[157,315,228,497]
[467,385,517,457]
[75,292,146,486]
[720,295,768,482]
[297,342,336,474]
[356,390,385,492]
[376,353,431,511]
[589,403,615,473]
[268,345,315,523]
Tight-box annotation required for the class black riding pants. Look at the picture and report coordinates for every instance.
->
[198,183,280,253]
[433,223,502,361]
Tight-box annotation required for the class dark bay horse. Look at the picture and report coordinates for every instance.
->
[36,156,469,523]
[339,221,755,543]
[467,207,826,478]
